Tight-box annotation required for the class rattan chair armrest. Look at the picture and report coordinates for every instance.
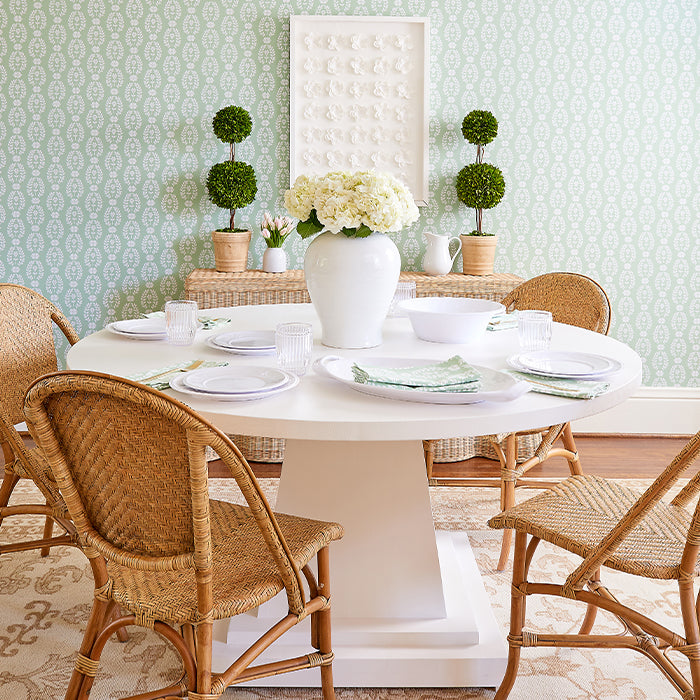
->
[51,309,80,345]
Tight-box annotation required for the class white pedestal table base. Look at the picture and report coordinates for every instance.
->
[212,439,507,687]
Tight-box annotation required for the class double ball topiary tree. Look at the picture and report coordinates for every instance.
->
[206,105,257,232]
[455,110,505,236]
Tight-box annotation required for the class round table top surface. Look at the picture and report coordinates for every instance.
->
[67,304,643,442]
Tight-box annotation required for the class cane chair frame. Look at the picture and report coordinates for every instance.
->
[489,431,700,699]
[426,272,611,571]
[24,371,343,700]
[0,283,80,556]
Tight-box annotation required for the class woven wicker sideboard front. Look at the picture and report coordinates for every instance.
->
[185,268,525,464]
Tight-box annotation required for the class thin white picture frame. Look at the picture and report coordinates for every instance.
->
[289,15,430,206]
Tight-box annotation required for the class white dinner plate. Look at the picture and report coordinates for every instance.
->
[205,336,275,356]
[314,356,531,405]
[183,366,289,394]
[107,319,167,339]
[508,350,622,379]
[169,371,299,401]
[211,331,276,350]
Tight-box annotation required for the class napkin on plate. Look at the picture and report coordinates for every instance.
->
[487,310,518,331]
[144,311,231,330]
[351,355,481,393]
[129,360,228,390]
[504,369,609,399]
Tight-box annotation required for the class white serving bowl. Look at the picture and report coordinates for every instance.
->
[397,296,505,344]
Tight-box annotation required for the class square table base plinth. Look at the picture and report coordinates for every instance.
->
[211,438,507,688]
[211,531,507,688]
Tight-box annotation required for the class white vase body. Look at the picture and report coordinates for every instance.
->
[304,231,401,348]
[262,246,287,273]
[422,231,462,276]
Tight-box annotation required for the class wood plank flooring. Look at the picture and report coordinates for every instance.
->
[210,434,692,480]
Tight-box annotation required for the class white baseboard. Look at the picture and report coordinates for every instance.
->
[572,387,700,435]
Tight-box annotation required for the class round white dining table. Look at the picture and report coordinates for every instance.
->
[67,303,642,688]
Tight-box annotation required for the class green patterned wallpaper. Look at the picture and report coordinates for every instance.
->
[0,0,697,387]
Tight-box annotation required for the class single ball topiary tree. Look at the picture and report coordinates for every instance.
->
[206,105,257,232]
[455,109,505,235]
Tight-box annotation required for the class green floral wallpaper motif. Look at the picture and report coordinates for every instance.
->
[0,0,697,386]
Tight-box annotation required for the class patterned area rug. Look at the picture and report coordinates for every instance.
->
[0,479,691,699]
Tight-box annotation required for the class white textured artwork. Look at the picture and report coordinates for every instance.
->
[290,16,429,205]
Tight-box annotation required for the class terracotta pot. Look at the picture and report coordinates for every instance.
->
[460,234,497,275]
[211,230,251,272]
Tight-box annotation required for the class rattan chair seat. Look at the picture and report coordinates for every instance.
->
[106,500,343,626]
[490,474,696,580]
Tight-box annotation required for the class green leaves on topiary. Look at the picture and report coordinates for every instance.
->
[208,104,257,230]
[455,163,505,210]
[212,105,253,144]
[461,110,498,146]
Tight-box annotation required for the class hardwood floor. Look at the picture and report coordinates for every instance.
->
[210,434,692,480]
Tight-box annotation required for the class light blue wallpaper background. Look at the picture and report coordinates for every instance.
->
[0,0,697,387]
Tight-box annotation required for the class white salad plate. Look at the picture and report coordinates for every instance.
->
[205,336,275,356]
[508,350,622,379]
[169,370,298,402]
[183,366,289,394]
[211,331,276,350]
[314,356,531,405]
[107,318,167,339]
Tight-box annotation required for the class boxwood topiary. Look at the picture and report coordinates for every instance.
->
[455,109,505,235]
[207,105,257,231]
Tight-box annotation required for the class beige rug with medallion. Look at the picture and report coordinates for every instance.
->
[0,478,691,700]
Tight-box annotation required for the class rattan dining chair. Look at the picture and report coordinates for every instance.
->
[24,370,344,700]
[488,431,700,699]
[0,283,80,556]
[423,272,611,571]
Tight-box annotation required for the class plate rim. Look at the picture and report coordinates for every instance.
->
[183,365,289,394]
[169,371,298,401]
[211,330,276,350]
[512,350,620,377]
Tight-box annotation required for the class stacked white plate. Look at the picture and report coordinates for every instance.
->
[169,365,299,401]
[107,318,167,340]
[507,350,621,379]
[207,330,276,355]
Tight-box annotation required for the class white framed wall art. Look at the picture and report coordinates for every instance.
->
[290,15,430,206]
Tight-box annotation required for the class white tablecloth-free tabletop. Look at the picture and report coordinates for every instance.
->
[67,304,642,688]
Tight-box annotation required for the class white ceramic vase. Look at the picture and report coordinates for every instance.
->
[262,246,287,273]
[304,231,401,348]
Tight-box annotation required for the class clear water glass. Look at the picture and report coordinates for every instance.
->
[387,281,417,318]
[165,300,198,346]
[275,322,313,376]
[518,310,553,351]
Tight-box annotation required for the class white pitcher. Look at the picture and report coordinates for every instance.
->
[422,231,462,276]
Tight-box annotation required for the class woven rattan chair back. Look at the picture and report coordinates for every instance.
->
[0,284,80,556]
[501,272,611,334]
[24,371,343,699]
[488,431,700,699]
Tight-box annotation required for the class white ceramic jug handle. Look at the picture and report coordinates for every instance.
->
[449,236,462,264]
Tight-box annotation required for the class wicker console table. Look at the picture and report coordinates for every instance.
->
[185,268,524,464]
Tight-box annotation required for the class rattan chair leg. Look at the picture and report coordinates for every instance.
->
[578,570,602,635]
[679,579,700,695]
[0,467,20,521]
[496,434,518,571]
[561,423,583,476]
[422,440,436,485]
[317,546,336,700]
[494,531,528,699]
[40,500,54,557]
[195,621,214,695]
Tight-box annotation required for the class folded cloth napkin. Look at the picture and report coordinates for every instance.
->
[351,355,481,393]
[505,370,609,399]
[144,311,231,330]
[129,360,228,391]
[487,310,518,331]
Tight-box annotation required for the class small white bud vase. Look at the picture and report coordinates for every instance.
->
[262,247,288,273]
[304,231,401,348]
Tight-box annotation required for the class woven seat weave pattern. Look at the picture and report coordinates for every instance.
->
[107,500,343,626]
[490,474,698,580]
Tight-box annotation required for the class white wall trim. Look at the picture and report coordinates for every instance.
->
[573,387,700,435]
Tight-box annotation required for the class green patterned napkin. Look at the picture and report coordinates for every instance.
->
[487,311,518,331]
[129,360,228,390]
[144,311,231,330]
[505,370,609,399]
[351,356,481,393]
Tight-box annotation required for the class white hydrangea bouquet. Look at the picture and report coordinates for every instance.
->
[284,170,419,239]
